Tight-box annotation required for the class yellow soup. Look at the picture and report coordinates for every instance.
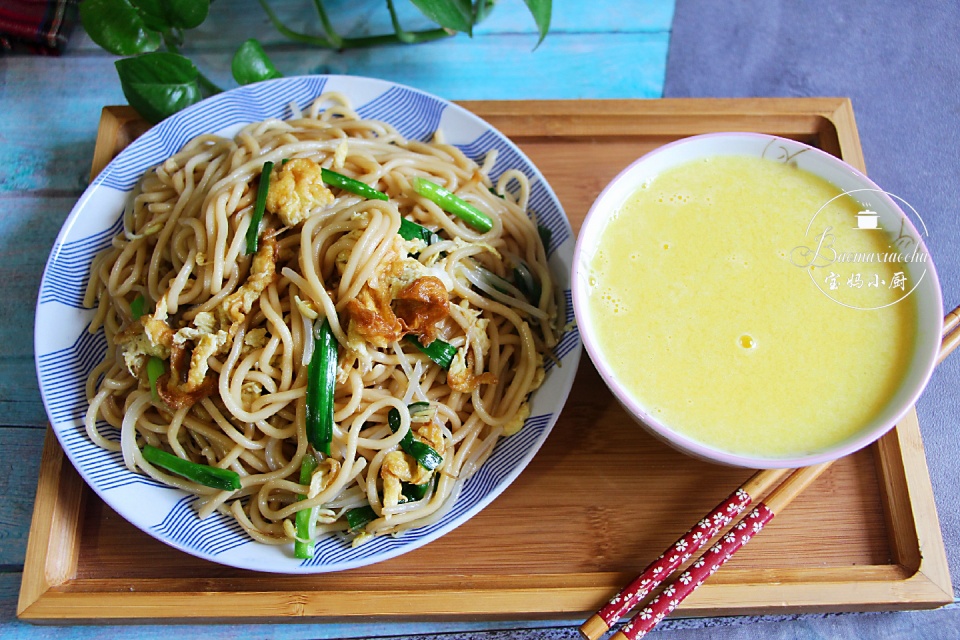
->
[583,155,918,459]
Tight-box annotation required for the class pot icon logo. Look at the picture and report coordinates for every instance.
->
[856,209,880,230]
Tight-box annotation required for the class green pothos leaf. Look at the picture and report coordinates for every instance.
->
[232,39,283,86]
[160,0,209,29]
[409,0,474,35]
[472,0,495,23]
[131,0,209,31]
[522,0,551,46]
[129,0,170,32]
[115,52,203,124]
[79,0,161,55]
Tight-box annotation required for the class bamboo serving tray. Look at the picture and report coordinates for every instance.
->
[19,99,952,624]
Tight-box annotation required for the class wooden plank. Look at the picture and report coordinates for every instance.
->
[65,0,675,54]
[0,32,668,191]
[0,363,48,429]
[16,427,83,619]
[0,56,123,194]
[245,32,668,100]
[472,0,674,34]
[873,409,952,598]
[17,99,952,624]
[6,568,960,639]
[458,96,854,136]
[823,98,866,172]
[0,428,45,566]
[1,574,578,640]
[0,192,88,427]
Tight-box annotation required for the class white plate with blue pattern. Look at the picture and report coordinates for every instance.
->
[34,75,581,574]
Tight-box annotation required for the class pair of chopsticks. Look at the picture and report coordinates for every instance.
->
[581,303,960,640]
[580,464,826,640]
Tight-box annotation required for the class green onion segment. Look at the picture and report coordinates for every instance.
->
[405,334,456,370]
[141,444,242,491]
[537,224,552,252]
[147,356,165,401]
[306,318,337,455]
[411,176,493,233]
[407,401,432,415]
[294,452,319,559]
[402,465,438,501]
[398,217,436,244]
[346,505,377,532]
[321,168,388,201]
[513,261,542,304]
[402,480,430,501]
[130,294,147,319]
[387,403,443,471]
[246,160,274,255]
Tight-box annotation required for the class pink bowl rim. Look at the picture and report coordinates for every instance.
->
[571,132,944,468]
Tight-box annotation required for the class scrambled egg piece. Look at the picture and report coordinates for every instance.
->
[393,276,449,344]
[240,327,269,358]
[344,235,451,350]
[244,327,269,348]
[451,301,487,344]
[530,353,546,392]
[184,332,227,391]
[218,237,278,339]
[443,302,497,392]
[466,317,491,360]
[503,402,530,436]
[447,349,498,392]
[265,158,334,227]
[115,299,174,376]
[333,139,348,169]
[413,420,444,454]
[307,458,341,499]
[143,299,175,344]
[193,311,217,334]
[346,287,402,350]
[173,312,229,385]
[378,409,445,512]
[116,323,170,376]
[346,274,450,349]
[240,381,263,411]
[294,295,319,320]
[380,450,434,511]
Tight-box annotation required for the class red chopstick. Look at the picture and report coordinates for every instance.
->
[610,462,832,640]
[579,468,790,640]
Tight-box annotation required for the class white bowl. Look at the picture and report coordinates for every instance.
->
[572,132,943,468]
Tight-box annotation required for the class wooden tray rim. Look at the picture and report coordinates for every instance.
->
[18,97,953,623]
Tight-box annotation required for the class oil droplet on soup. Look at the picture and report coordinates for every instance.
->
[583,155,918,459]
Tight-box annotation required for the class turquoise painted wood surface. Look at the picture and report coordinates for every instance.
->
[0,1,673,638]
[0,0,672,427]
